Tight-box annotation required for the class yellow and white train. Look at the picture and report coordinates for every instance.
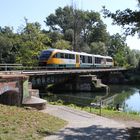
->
[38,49,114,68]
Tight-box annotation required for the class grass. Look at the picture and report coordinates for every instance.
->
[85,106,140,122]
[0,104,67,140]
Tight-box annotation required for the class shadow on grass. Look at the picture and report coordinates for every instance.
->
[53,125,129,140]
[127,127,140,140]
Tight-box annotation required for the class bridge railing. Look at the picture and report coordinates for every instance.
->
[0,64,23,71]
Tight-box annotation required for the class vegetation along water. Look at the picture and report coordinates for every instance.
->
[46,85,140,113]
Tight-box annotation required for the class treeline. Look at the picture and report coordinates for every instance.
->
[0,6,140,67]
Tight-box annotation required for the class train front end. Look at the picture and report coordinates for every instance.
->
[38,50,53,67]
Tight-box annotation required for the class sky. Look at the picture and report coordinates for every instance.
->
[0,0,140,50]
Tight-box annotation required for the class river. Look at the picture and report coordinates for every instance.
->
[49,85,140,113]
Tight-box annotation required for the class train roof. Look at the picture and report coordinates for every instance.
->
[43,48,74,53]
[104,56,113,59]
[42,48,92,55]
[93,54,112,59]
[41,48,112,58]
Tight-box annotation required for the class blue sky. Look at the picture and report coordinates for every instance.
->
[0,0,139,50]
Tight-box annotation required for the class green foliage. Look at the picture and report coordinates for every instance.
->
[56,99,64,104]
[70,104,140,122]
[16,21,50,66]
[102,3,140,67]
[108,34,127,57]
[108,34,135,67]
[0,27,17,63]
[127,50,139,67]
[47,31,63,45]
[114,52,127,66]
[102,6,140,36]
[45,6,109,51]
[54,39,72,50]
[137,59,140,70]
[90,41,107,55]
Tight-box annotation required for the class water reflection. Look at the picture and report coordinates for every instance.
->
[109,86,140,112]
[124,89,140,112]
[52,85,140,113]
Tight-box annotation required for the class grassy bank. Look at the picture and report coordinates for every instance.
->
[0,104,67,140]
[83,106,140,122]
[50,101,140,122]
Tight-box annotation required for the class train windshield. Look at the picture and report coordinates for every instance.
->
[39,51,52,60]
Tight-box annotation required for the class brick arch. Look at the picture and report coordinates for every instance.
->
[0,90,22,106]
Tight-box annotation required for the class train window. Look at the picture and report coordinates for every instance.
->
[95,57,102,64]
[80,55,92,63]
[39,51,52,60]
[53,53,57,58]
[60,53,64,58]
[72,54,75,59]
[83,56,85,63]
[69,54,72,59]
[106,58,113,62]
[88,56,92,63]
[69,54,75,59]
[68,54,70,59]
[80,55,85,63]
[53,53,60,58]
[65,53,69,59]
[80,55,82,63]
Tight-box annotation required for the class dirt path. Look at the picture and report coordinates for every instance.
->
[42,104,130,140]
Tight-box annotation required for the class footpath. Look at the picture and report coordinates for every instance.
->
[42,104,130,140]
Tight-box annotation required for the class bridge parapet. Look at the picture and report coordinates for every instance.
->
[0,73,46,109]
[0,74,28,106]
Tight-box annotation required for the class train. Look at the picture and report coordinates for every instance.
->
[38,48,114,68]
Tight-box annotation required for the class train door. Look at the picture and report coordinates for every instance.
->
[76,54,80,68]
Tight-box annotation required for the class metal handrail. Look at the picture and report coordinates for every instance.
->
[0,64,23,71]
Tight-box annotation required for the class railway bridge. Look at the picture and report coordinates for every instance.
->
[22,67,127,88]
[0,67,127,107]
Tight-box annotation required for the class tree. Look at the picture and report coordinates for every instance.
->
[0,26,16,63]
[107,34,131,67]
[127,50,138,67]
[45,6,84,51]
[90,42,107,55]
[53,39,72,50]
[16,21,50,66]
[102,1,140,36]
[87,21,109,44]
[108,34,127,57]
[102,1,140,67]
[47,31,63,46]
[45,6,109,52]
[114,51,127,67]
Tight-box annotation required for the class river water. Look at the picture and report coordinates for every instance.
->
[51,85,140,113]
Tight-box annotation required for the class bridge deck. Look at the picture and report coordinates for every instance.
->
[20,68,126,76]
